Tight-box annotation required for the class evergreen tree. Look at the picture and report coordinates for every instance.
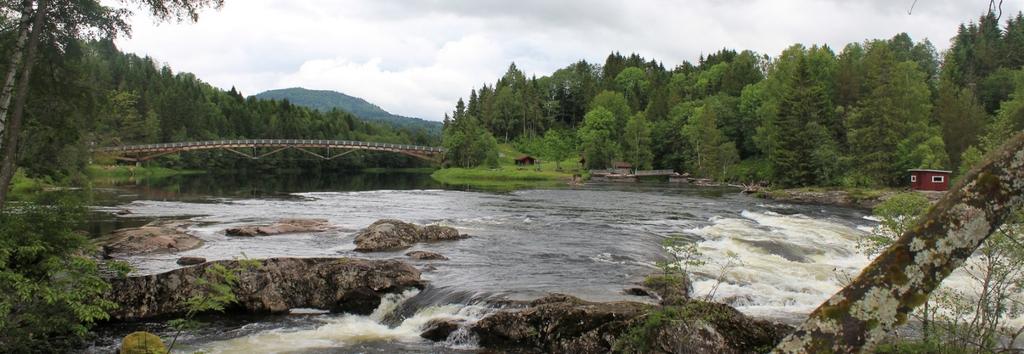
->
[847,42,933,185]
[934,81,988,168]
[772,55,830,187]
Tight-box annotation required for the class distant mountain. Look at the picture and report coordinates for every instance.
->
[253,87,442,135]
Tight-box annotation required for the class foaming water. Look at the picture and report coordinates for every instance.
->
[685,210,872,321]
[175,288,492,354]
[92,178,894,351]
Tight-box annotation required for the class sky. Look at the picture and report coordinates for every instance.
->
[113,0,1023,121]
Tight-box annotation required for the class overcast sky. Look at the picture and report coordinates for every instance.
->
[113,0,1022,121]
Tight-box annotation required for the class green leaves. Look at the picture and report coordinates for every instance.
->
[0,197,117,352]
[859,192,931,256]
[578,107,619,169]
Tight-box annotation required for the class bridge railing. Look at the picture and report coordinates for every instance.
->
[92,139,445,153]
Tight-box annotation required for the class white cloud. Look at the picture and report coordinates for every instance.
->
[113,0,1023,120]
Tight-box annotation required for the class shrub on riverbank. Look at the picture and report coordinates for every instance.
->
[0,196,121,352]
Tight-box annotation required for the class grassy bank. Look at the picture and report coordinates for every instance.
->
[87,164,204,184]
[8,169,52,199]
[431,144,581,191]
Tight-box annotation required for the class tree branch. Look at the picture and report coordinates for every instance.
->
[773,132,1024,353]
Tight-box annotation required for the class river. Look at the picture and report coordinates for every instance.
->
[85,170,880,353]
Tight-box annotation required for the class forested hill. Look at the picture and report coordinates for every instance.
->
[16,39,439,181]
[441,12,1024,189]
[253,88,442,135]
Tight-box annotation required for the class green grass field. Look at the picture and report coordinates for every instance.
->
[431,144,583,191]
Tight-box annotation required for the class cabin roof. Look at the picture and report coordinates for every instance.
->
[907,169,952,174]
[514,155,536,161]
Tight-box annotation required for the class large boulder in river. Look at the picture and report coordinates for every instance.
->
[406,250,448,260]
[353,219,467,252]
[225,218,331,237]
[471,294,791,354]
[420,318,464,342]
[98,221,202,257]
[106,257,424,320]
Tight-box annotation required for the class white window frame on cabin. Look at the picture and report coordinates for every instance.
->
[911,175,917,183]
[932,175,945,183]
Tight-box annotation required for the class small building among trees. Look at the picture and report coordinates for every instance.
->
[908,169,951,191]
[514,155,538,166]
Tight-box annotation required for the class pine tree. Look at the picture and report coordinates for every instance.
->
[934,81,987,168]
[847,42,933,185]
[772,55,830,187]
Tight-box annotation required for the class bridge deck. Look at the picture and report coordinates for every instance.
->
[92,139,444,154]
[92,139,445,162]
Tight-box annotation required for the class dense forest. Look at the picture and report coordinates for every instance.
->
[11,39,438,184]
[442,12,1024,188]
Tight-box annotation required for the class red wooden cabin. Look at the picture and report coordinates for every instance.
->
[514,155,537,166]
[908,169,951,191]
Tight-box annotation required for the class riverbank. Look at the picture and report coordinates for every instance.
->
[430,144,580,191]
[87,164,205,182]
[756,186,944,210]
[431,166,578,191]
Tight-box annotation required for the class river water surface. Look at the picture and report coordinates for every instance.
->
[87,170,882,353]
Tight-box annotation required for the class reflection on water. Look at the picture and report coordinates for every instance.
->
[92,169,444,203]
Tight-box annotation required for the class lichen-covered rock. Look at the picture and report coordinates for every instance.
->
[175,256,206,266]
[420,318,463,342]
[106,257,424,320]
[420,225,462,241]
[353,219,467,252]
[473,294,649,352]
[406,250,448,260]
[472,294,791,354]
[119,331,165,354]
[97,221,202,257]
[225,218,331,237]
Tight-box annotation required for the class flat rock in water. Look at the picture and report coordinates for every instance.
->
[97,220,202,257]
[176,256,206,266]
[623,287,656,298]
[106,257,424,321]
[353,219,467,252]
[225,218,331,237]
[472,293,792,353]
[406,251,448,260]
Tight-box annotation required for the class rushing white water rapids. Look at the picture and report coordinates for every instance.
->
[84,178,1005,353]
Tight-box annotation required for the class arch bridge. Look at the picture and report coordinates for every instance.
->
[91,139,445,163]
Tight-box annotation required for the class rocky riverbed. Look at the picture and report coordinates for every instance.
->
[758,187,944,210]
[84,181,886,353]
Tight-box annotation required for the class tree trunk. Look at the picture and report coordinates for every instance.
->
[0,0,46,209]
[0,0,35,140]
[773,131,1024,353]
